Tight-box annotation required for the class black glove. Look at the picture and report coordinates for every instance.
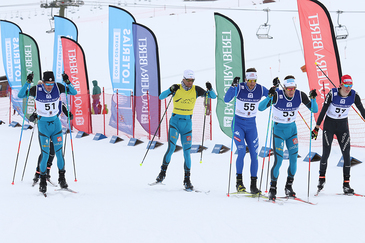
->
[62,73,71,85]
[26,73,34,83]
[268,86,276,97]
[311,127,319,140]
[231,77,240,87]
[273,77,280,87]
[206,82,212,91]
[62,103,73,120]
[29,112,38,122]
[309,89,317,99]
[170,84,180,93]
[68,111,74,120]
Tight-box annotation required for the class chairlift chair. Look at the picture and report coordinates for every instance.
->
[335,10,349,40]
[46,17,55,34]
[256,8,273,39]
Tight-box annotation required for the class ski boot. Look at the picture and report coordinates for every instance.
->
[58,170,68,189]
[317,176,326,192]
[285,177,296,197]
[268,181,277,201]
[250,176,261,194]
[343,177,354,194]
[39,174,47,193]
[46,163,52,180]
[33,171,40,184]
[156,165,167,183]
[183,172,194,191]
[236,174,246,192]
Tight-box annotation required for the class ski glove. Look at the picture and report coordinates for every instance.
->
[309,89,317,99]
[26,73,34,83]
[268,86,276,97]
[62,73,71,85]
[68,111,74,120]
[29,112,38,122]
[311,127,319,140]
[62,103,74,120]
[206,82,212,91]
[170,84,180,93]
[273,77,280,87]
[231,77,240,87]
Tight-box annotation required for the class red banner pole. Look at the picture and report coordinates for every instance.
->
[147,91,151,140]
[131,91,136,138]
[165,99,168,141]
[103,87,105,135]
[132,91,135,138]
[116,89,119,136]
[210,98,212,140]
[9,87,12,124]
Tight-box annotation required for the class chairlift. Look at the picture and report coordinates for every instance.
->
[46,17,55,34]
[335,10,349,40]
[256,8,273,39]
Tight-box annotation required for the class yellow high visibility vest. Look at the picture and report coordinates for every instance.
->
[172,85,197,115]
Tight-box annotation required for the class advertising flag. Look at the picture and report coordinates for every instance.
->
[0,20,25,118]
[297,0,342,125]
[53,15,78,83]
[19,33,41,119]
[214,13,245,138]
[133,23,161,137]
[108,6,136,135]
[61,36,92,134]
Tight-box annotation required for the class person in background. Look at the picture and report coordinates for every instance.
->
[92,80,101,114]
[154,70,217,191]
[224,68,269,194]
[259,75,318,201]
[18,71,77,193]
[311,74,365,194]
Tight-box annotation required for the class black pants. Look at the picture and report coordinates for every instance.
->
[319,117,351,179]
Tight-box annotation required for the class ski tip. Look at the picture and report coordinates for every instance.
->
[200,160,202,164]
[11,182,14,185]
[227,193,230,197]
[140,163,143,166]
[74,179,78,182]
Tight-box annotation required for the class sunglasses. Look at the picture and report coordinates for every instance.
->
[286,87,296,91]
[343,84,352,88]
[185,79,195,83]
[247,79,257,83]
[44,82,55,86]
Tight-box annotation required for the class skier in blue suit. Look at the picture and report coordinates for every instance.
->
[259,75,318,201]
[155,70,216,190]
[18,71,77,193]
[224,68,269,194]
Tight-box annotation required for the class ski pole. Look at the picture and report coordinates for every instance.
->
[258,97,273,194]
[64,79,78,182]
[199,91,209,163]
[12,83,31,185]
[227,86,238,197]
[307,97,314,200]
[140,95,173,166]
[21,120,37,181]
[298,110,310,130]
[265,118,274,194]
[315,63,365,123]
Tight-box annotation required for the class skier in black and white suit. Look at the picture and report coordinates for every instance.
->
[312,74,365,194]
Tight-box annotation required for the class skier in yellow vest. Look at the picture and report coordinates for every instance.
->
[155,70,217,190]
